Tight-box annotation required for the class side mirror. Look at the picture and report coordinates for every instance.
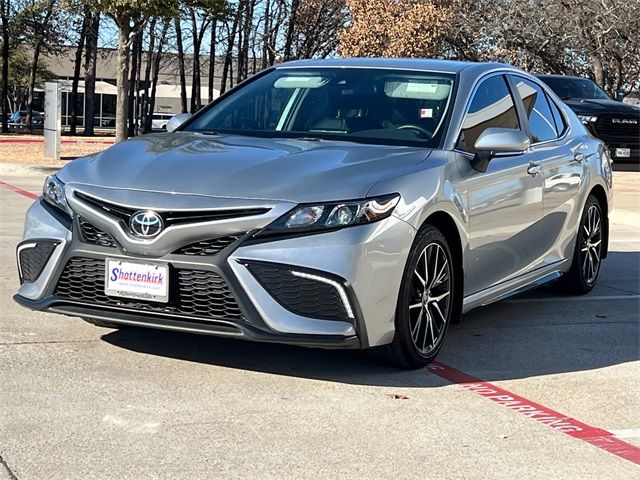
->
[471,127,530,172]
[166,113,192,133]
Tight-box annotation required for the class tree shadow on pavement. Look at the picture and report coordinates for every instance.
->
[101,251,639,387]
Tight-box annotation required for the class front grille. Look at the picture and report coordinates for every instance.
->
[247,262,349,322]
[55,257,243,321]
[74,191,271,227]
[18,241,58,283]
[173,233,245,256]
[78,217,118,248]
[594,115,640,145]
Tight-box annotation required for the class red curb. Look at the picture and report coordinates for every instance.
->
[0,138,113,145]
[0,179,39,200]
[428,361,640,465]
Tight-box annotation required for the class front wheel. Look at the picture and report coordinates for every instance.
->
[371,225,460,369]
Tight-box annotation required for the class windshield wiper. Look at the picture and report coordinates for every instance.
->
[294,136,323,141]
[195,130,220,136]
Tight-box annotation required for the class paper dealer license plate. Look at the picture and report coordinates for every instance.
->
[105,258,169,303]
[615,148,631,158]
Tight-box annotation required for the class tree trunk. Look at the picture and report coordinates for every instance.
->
[141,17,157,133]
[190,9,198,112]
[591,55,605,88]
[83,10,99,136]
[127,29,141,137]
[208,20,216,103]
[26,41,42,132]
[175,18,188,113]
[283,0,299,61]
[261,0,270,69]
[146,20,169,133]
[221,8,241,94]
[69,6,90,135]
[115,19,131,143]
[240,0,254,81]
[1,0,10,133]
[236,1,245,82]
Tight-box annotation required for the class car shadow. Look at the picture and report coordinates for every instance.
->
[101,251,639,387]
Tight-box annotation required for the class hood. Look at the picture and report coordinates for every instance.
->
[563,98,640,116]
[59,132,431,203]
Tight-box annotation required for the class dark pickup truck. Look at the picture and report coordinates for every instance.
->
[538,75,640,166]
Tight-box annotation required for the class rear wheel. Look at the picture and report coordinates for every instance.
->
[558,195,604,294]
[371,225,459,369]
[82,317,124,329]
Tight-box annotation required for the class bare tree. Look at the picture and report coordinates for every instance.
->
[1,0,11,132]
[82,8,99,135]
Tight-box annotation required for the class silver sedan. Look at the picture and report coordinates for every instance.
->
[15,58,613,368]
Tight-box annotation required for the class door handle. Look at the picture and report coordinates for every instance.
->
[527,162,542,176]
[573,153,585,163]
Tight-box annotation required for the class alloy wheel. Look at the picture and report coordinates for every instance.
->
[581,204,602,285]
[409,242,452,356]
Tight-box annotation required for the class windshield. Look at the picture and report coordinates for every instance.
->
[542,77,610,101]
[185,68,456,147]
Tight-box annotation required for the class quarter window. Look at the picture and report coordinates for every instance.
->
[457,75,520,154]
[512,77,559,143]
[547,95,566,136]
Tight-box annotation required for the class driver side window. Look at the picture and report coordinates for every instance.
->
[457,75,520,154]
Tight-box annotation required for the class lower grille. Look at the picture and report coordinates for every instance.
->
[55,257,243,321]
[18,241,58,283]
[78,218,118,248]
[173,233,245,256]
[247,262,349,322]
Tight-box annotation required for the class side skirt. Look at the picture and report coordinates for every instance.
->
[462,260,571,314]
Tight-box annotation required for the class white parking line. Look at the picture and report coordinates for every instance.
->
[507,294,640,303]
[610,428,640,439]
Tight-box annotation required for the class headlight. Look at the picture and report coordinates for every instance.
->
[577,114,598,124]
[42,174,69,213]
[257,194,400,237]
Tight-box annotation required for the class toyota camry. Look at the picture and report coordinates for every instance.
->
[14,58,613,368]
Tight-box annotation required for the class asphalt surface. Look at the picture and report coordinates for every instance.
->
[0,171,638,479]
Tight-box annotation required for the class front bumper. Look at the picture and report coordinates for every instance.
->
[15,194,415,349]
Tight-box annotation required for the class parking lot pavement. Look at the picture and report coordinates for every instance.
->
[0,172,638,479]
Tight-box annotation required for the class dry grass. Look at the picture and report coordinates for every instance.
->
[0,135,114,167]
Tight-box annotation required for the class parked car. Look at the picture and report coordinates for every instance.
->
[538,75,640,165]
[151,112,175,131]
[14,59,612,368]
[8,110,44,129]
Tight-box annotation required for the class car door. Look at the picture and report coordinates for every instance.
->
[457,74,545,296]
[509,75,585,265]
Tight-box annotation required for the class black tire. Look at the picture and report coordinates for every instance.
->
[81,317,124,329]
[557,195,604,295]
[370,225,460,369]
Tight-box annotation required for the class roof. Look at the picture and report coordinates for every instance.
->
[277,57,516,75]
[536,74,593,81]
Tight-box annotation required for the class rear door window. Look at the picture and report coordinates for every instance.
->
[457,75,520,154]
[511,76,559,143]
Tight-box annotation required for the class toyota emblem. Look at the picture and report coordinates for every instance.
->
[129,210,164,238]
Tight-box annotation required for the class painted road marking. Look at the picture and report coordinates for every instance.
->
[427,361,640,465]
[2,178,639,465]
[0,138,113,145]
[0,179,38,200]
[610,429,640,439]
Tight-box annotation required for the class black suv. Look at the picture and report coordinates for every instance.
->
[538,75,640,166]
